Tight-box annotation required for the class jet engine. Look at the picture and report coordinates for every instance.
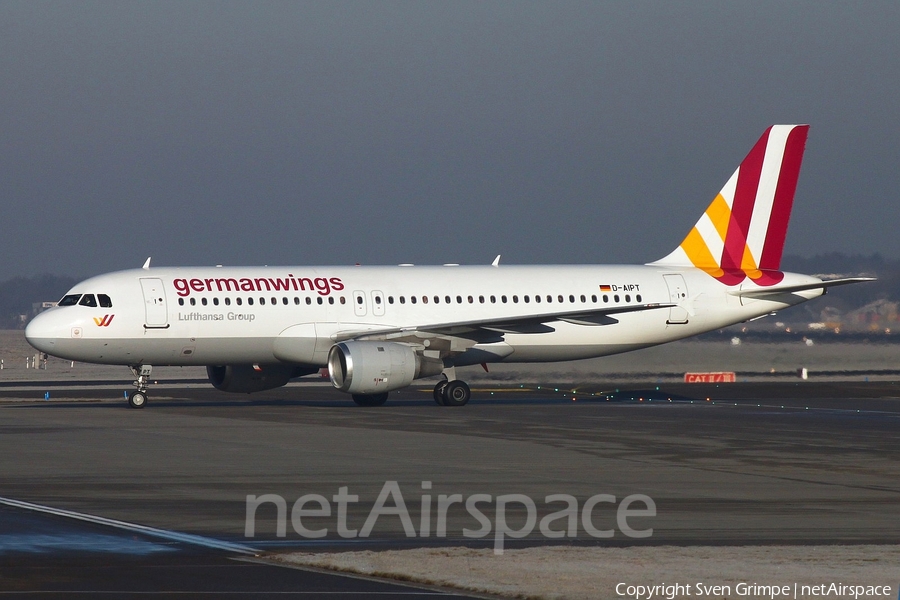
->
[327,341,443,395]
[207,364,316,393]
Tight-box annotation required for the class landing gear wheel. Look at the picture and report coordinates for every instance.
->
[352,392,389,407]
[442,380,471,407]
[128,364,152,409]
[128,391,147,409]
[433,380,449,406]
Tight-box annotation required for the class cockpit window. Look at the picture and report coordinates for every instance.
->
[98,294,112,308]
[59,294,82,306]
[78,294,98,307]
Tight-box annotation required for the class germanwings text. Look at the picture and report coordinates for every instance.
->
[173,274,345,297]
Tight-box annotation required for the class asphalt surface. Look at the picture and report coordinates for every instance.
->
[1,380,899,595]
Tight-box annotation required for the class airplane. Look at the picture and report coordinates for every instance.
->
[25,125,872,409]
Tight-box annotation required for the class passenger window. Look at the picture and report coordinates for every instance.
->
[388,297,394,304]
[433,296,439,304]
[580,295,586,303]
[236,298,243,306]
[558,295,564,303]
[513,295,519,303]
[400,297,406,304]
[569,295,575,303]
[603,295,609,303]
[625,294,631,302]
[479,296,484,303]
[59,294,82,306]
[248,298,255,306]
[98,294,112,308]
[190,298,196,306]
[201,298,208,306]
[535,295,541,303]
[282,297,287,305]
[178,298,185,306]
[317,297,323,305]
[294,297,300,305]
[273,297,278,305]
[490,295,496,303]
[637,294,642,302]
[423,296,428,304]
[79,294,97,307]
[214,298,220,306]
[411,296,417,304]
[591,295,597,303]
[445,296,451,304]
[225,298,231,306]
[501,295,507,303]
[467,296,473,304]
[614,295,620,302]
[306,297,312,305]
[259,298,265,305]
[524,295,530,303]
[328,297,334,305]
[547,295,552,303]
[340,297,346,304]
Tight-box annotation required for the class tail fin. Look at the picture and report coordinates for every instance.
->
[653,124,810,286]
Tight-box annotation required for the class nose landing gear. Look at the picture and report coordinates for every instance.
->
[128,365,152,409]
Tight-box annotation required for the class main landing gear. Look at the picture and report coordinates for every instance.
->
[128,365,152,409]
[433,378,471,407]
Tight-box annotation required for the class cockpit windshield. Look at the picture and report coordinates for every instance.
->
[58,294,81,306]
[57,293,113,307]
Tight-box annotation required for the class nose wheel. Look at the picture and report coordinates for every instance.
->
[128,391,147,409]
[128,365,153,409]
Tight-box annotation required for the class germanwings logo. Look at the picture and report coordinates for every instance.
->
[93,315,115,327]
[656,125,809,287]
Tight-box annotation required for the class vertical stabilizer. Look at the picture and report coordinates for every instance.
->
[652,124,809,286]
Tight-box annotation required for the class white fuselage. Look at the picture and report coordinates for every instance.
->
[25,263,823,369]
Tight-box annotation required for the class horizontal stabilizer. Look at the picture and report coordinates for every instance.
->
[730,277,876,299]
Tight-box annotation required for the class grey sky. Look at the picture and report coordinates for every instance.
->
[1,1,898,279]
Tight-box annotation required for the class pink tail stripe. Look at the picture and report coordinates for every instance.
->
[720,127,770,272]
[758,125,809,270]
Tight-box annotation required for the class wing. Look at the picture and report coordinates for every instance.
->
[332,302,674,346]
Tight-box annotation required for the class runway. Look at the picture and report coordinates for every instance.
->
[1,380,898,594]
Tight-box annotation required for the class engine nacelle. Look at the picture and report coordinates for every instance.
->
[207,364,316,394]
[327,341,443,395]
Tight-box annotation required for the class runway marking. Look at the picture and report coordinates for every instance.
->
[0,496,259,555]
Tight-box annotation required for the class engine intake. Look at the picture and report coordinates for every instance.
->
[207,364,316,393]
[327,341,443,394]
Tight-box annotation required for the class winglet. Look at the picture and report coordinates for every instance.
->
[492,255,501,267]
[142,257,151,270]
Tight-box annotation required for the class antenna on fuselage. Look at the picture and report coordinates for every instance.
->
[142,257,151,270]
[491,255,501,267]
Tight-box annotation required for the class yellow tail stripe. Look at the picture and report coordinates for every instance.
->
[705,194,731,241]
[681,227,725,277]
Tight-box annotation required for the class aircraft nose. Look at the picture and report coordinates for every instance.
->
[25,310,61,354]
